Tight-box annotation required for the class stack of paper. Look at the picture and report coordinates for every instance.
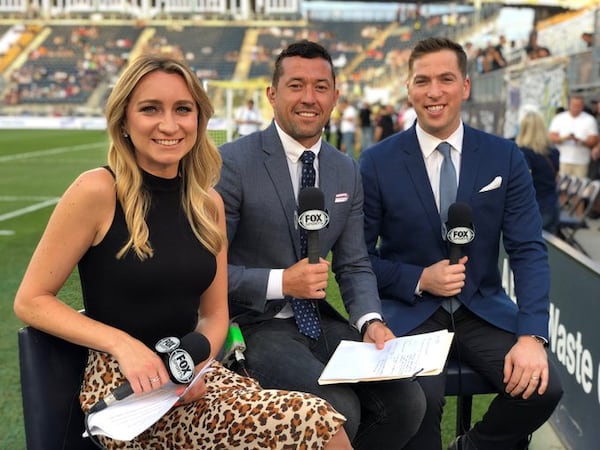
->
[318,330,454,385]
[84,359,215,441]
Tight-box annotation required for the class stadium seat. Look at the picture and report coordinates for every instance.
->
[557,179,600,256]
[556,172,572,207]
[445,359,496,436]
[560,176,588,212]
[18,323,96,450]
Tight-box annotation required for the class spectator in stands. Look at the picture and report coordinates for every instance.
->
[339,97,357,157]
[360,36,563,450]
[358,101,374,151]
[373,103,396,143]
[582,32,594,48]
[523,29,551,60]
[463,41,478,60]
[398,100,417,131]
[13,54,352,450]
[482,42,506,72]
[216,40,426,450]
[235,99,262,137]
[492,35,508,68]
[549,94,599,178]
[534,46,551,59]
[516,111,560,233]
[330,105,343,148]
[524,29,540,60]
[588,100,600,218]
[588,100,600,179]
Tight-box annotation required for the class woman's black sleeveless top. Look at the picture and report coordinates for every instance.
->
[78,169,216,347]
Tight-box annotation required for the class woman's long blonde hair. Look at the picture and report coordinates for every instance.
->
[516,111,553,155]
[105,55,224,260]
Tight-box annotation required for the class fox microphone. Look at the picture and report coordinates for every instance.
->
[88,332,210,414]
[446,202,475,264]
[297,187,329,263]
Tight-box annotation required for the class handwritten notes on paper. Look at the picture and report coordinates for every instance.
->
[318,330,454,385]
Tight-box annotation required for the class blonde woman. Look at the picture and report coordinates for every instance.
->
[14,55,350,449]
[516,110,560,233]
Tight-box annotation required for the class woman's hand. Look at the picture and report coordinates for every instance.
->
[175,375,208,404]
[113,336,171,394]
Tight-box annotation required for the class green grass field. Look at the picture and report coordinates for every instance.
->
[0,129,490,449]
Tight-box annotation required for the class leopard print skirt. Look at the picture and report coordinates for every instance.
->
[80,350,345,449]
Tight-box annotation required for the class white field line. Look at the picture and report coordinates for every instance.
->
[0,141,103,231]
[0,198,59,222]
[0,196,56,201]
[0,142,105,163]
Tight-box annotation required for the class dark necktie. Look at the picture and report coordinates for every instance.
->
[437,142,461,313]
[290,151,321,339]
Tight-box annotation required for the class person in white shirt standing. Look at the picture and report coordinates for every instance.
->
[339,97,357,158]
[549,94,599,178]
[235,99,262,137]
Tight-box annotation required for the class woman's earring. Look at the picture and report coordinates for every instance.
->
[122,131,129,138]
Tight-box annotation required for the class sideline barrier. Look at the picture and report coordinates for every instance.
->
[0,116,227,131]
[0,116,229,146]
[501,232,600,450]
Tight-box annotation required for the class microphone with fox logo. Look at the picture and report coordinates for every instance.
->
[445,202,475,264]
[297,187,330,264]
[88,332,210,414]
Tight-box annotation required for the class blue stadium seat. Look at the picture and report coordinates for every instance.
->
[445,359,496,436]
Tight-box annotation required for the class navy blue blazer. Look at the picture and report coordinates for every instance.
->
[359,124,551,339]
[218,122,382,326]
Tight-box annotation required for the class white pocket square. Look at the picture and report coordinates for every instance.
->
[335,193,349,203]
[479,176,502,193]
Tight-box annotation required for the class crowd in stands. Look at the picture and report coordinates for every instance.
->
[143,26,245,81]
[463,30,555,76]
[324,99,420,159]
[0,4,489,110]
[0,4,598,121]
[3,25,135,111]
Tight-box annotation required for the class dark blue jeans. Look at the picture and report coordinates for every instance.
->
[240,316,426,450]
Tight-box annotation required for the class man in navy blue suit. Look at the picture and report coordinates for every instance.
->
[360,37,562,450]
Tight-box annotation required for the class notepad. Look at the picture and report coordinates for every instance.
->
[318,330,454,385]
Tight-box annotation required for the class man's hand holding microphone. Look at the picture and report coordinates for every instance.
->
[285,187,330,300]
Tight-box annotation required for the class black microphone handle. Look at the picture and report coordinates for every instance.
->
[88,383,134,414]
[307,230,320,264]
[449,244,462,265]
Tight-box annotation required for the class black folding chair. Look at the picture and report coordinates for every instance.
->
[18,324,96,450]
[559,175,582,210]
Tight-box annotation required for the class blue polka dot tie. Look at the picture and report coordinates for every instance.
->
[290,151,321,339]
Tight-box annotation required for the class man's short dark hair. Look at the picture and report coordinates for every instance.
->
[272,40,336,87]
[408,37,468,78]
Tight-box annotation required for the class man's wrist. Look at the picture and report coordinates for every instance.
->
[529,335,548,347]
[361,318,386,337]
[266,269,284,300]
